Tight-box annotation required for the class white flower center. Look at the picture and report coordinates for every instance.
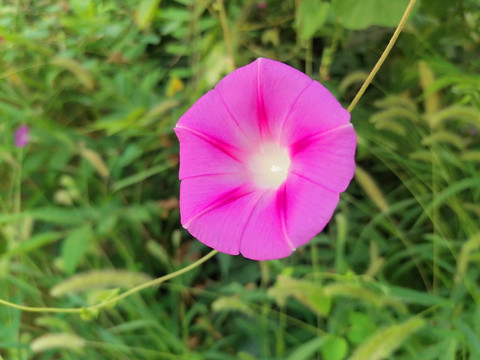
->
[248,143,291,188]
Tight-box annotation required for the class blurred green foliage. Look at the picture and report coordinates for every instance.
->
[0,0,479,359]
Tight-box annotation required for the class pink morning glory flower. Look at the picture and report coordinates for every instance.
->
[174,58,356,260]
[15,125,30,148]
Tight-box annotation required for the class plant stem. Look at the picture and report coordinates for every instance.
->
[0,250,219,314]
[216,0,235,67]
[347,0,417,113]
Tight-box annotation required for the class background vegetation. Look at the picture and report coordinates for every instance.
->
[1,0,479,359]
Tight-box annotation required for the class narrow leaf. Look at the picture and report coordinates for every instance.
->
[348,317,425,360]
[135,0,161,30]
[61,226,92,274]
[286,337,326,360]
[268,275,331,315]
[7,231,63,257]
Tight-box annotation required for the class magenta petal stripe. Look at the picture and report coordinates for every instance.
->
[214,60,262,143]
[175,57,357,260]
[285,173,340,248]
[185,187,264,256]
[281,81,351,145]
[177,89,256,149]
[255,58,313,142]
[290,124,357,193]
[174,128,246,181]
[239,189,295,260]
[276,184,296,251]
[179,173,251,227]
[289,123,355,155]
[184,186,257,229]
[289,171,339,194]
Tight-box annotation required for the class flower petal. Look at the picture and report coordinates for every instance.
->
[186,193,264,256]
[176,89,253,149]
[290,124,357,193]
[15,125,30,148]
[215,58,312,143]
[180,173,251,226]
[239,189,295,260]
[174,126,246,180]
[182,176,294,260]
[256,58,313,141]
[214,61,263,144]
[180,174,261,255]
[284,173,340,248]
[280,81,351,145]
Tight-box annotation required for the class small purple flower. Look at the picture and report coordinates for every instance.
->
[175,58,356,260]
[15,125,30,148]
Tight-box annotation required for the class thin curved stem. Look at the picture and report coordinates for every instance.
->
[216,0,235,67]
[0,250,219,314]
[90,249,218,310]
[347,0,417,113]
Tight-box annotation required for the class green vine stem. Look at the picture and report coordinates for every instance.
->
[0,250,218,314]
[347,0,417,113]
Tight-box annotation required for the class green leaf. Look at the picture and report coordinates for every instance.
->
[286,337,326,360]
[332,0,410,30]
[6,231,63,257]
[296,0,330,41]
[80,307,99,321]
[321,336,349,360]
[346,312,377,344]
[348,317,425,360]
[0,208,85,226]
[454,319,480,356]
[323,283,385,306]
[135,0,161,30]
[306,290,332,316]
[87,288,120,309]
[112,163,173,192]
[268,275,331,315]
[61,226,93,275]
[237,352,257,360]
